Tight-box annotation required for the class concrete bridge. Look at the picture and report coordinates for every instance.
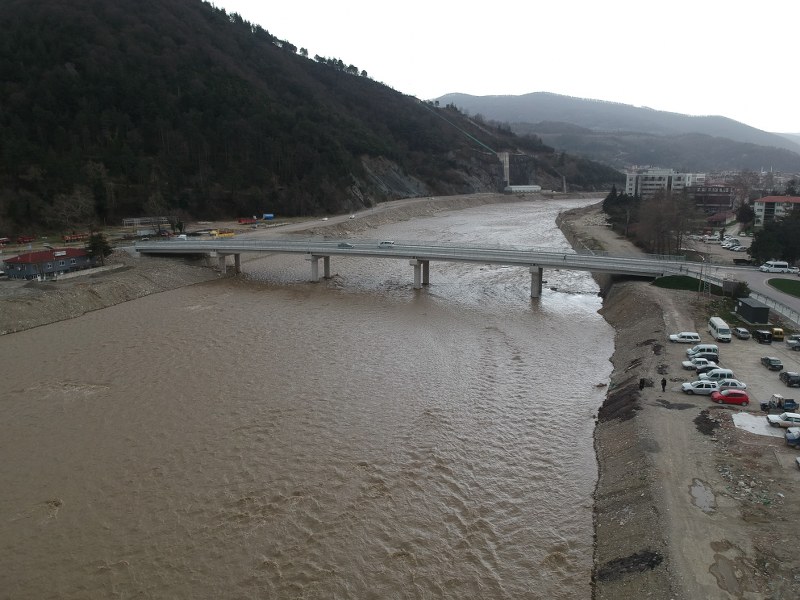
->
[135,238,688,298]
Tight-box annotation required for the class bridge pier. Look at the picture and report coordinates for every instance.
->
[529,266,543,298]
[410,260,421,289]
[218,254,227,274]
[234,253,241,274]
[307,255,331,282]
[308,255,319,282]
[422,260,430,285]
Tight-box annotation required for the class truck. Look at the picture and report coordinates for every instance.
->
[761,393,799,413]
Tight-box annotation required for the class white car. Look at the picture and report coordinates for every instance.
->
[767,412,800,428]
[681,380,719,395]
[681,357,717,371]
[717,379,747,391]
[669,332,701,344]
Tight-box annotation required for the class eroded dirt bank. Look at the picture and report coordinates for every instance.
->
[560,203,800,600]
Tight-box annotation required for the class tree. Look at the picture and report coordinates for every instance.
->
[86,232,112,265]
[736,201,755,224]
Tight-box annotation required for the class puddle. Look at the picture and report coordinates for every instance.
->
[690,478,716,513]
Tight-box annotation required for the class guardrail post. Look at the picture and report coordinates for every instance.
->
[529,266,543,298]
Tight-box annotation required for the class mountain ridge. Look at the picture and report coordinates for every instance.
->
[0,0,622,231]
[438,92,800,171]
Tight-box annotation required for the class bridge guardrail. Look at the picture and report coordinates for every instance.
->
[662,265,800,329]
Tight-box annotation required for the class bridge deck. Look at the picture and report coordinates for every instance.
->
[135,238,687,277]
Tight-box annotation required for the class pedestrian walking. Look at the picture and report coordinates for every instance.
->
[661,377,667,392]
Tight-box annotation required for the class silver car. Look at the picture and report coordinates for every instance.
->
[717,379,747,391]
[681,380,719,395]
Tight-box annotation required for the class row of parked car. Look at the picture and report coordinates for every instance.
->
[670,326,800,427]
[678,341,751,404]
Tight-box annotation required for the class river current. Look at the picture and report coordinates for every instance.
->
[0,198,614,599]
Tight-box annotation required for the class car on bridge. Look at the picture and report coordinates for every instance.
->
[337,242,354,248]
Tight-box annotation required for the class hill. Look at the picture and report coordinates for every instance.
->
[438,92,800,172]
[0,0,622,234]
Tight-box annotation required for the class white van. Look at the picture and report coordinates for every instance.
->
[699,368,735,382]
[686,344,719,358]
[708,317,732,343]
[759,260,789,273]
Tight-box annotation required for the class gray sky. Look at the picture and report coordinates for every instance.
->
[214,0,800,133]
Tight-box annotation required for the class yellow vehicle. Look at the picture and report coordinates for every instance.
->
[772,327,785,341]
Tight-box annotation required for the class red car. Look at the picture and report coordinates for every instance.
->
[710,389,750,406]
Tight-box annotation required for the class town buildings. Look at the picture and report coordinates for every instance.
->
[625,168,734,213]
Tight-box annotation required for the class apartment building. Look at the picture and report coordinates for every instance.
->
[625,168,707,199]
[752,196,800,226]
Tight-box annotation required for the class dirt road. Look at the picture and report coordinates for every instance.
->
[561,204,800,599]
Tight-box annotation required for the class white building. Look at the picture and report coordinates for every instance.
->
[625,168,706,199]
[752,196,800,227]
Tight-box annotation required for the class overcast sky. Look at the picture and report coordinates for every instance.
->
[214,1,800,134]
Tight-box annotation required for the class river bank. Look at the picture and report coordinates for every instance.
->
[559,203,800,599]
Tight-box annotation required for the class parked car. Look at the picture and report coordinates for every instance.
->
[754,329,773,344]
[786,334,800,350]
[717,379,747,391]
[733,327,751,340]
[785,427,800,447]
[669,331,701,343]
[789,266,800,274]
[766,412,800,427]
[710,389,750,406]
[779,371,800,387]
[696,363,725,376]
[699,368,735,382]
[772,328,785,341]
[681,380,719,395]
[686,344,718,357]
[760,356,784,371]
[760,393,798,413]
[681,357,717,371]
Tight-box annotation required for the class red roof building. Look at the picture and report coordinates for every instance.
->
[2,247,96,280]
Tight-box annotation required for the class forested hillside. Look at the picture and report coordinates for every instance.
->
[0,0,622,234]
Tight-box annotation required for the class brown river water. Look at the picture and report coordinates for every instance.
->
[0,199,614,599]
